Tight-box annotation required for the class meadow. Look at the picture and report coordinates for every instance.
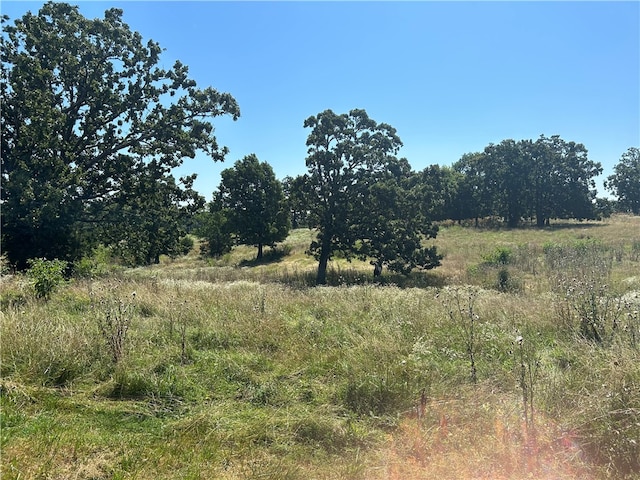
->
[1,215,639,479]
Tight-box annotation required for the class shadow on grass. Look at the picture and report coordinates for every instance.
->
[539,220,606,230]
[277,266,447,289]
[438,218,607,231]
[238,246,292,267]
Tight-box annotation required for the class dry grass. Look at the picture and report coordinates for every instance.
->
[1,214,639,479]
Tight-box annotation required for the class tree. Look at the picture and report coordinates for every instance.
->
[480,139,530,228]
[452,152,490,225]
[302,108,440,284]
[416,164,463,222]
[282,175,312,229]
[529,135,601,224]
[606,147,640,214]
[460,136,601,227]
[194,199,233,258]
[101,162,204,265]
[1,3,239,269]
[216,154,290,260]
[354,157,442,275]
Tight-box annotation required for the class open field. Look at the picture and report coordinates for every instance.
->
[2,215,639,479]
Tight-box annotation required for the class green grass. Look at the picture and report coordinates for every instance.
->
[1,214,639,479]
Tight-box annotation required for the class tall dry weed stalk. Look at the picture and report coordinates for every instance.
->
[512,332,540,432]
[439,286,480,384]
[93,287,136,363]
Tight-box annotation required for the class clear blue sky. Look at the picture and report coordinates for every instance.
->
[3,1,639,200]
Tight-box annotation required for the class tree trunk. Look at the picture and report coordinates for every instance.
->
[316,248,330,285]
[257,243,263,260]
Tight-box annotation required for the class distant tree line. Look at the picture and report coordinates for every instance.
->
[2,3,638,284]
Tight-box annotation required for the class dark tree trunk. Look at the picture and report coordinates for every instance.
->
[316,251,329,285]
[257,243,263,260]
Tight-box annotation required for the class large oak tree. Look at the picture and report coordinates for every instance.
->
[302,108,440,284]
[1,3,239,269]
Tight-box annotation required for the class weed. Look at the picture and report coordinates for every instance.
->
[3,216,640,479]
[512,332,540,432]
[26,258,67,300]
[439,286,480,384]
[560,277,626,344]
[94,287,136,364]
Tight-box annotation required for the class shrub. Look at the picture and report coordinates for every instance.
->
[495,267,523,293]
[72,245,116,278]
[482,246,513,265]
[26,258,67,300]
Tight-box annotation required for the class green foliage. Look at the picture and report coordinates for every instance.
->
[452,152,491,223]
[454,135,602,227]
[1,3,238,269]
[178,235,195,256]
[102,167,205,266]
[606,147,640,214]
[216,154,290,259]
[302,108,439,284]
[26,258,68,300]
[482,246,513,265]
[195,202,233,257]
[72,245,118,278]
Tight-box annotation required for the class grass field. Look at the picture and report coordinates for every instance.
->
[1,215,639,479]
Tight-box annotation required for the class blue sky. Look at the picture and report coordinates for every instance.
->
[3,1,639,200]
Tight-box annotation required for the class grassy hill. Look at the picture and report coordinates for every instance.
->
[1,215,639,479]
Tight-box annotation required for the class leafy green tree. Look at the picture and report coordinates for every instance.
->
[529,135,601,224]
[459,136,601,227]
[416,164,463,222]
[480,140,530,227]
[194,200,233,258]
[1,3,239,269]
[354,158,442,275]
[282,175,312,229]
[26,258,68,300]
[216,154,290,260]
[303,108,440,284]
[102,162,204,265]
[606,147,640,214]
[452,152,490,225]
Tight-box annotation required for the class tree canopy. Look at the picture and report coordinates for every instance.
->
[216,154,290,259]
[1,2,239,269]
[451,136,602,227]
[301,108,441,284]
[606,147,640,215]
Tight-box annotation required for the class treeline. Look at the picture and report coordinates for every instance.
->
[2,3,639,282]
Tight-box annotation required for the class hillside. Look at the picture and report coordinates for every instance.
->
[1,215,639,479]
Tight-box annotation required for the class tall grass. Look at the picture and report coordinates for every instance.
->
[1,214,639,479]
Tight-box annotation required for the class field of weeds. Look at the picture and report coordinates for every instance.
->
[1,215,639,479]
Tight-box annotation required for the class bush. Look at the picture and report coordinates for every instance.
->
[72,245,116,278]
[177,235,195,256]
[26,258,67,300]
[482,246,513,265]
